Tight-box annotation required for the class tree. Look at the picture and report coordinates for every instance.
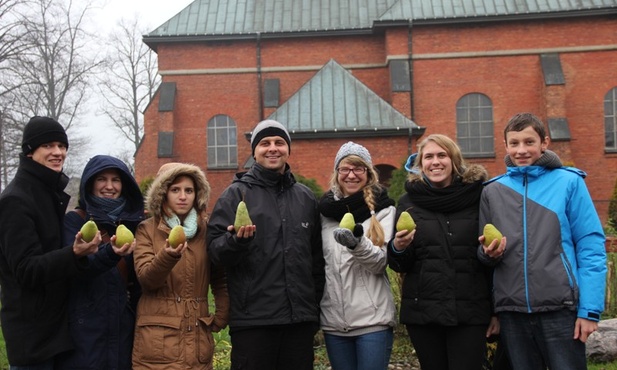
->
[0,0,29,189]
[98,17,159,156]
[1,0,103,178]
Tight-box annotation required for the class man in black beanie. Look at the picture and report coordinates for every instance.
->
[0,116,100,368]
[208,119,325,370]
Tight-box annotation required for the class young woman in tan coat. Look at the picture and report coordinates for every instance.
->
[132,163,229,369]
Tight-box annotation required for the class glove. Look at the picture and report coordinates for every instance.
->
[333,224,364,249]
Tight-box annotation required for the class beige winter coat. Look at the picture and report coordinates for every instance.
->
[132,163,229,369]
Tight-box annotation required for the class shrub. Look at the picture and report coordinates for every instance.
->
[388,157,410,205]
[295,174,324,199]
[608,176,617,231]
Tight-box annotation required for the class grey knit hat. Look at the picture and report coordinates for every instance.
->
[334,141,372,169]
[250,120,291,155]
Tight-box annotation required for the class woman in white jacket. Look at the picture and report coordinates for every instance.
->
[317,141,397,370]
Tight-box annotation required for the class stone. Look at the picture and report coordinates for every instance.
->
[586,318,617,363]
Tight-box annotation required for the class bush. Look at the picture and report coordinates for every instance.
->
[388,157,410,205]
[609,176,617,231]
[139,176,154,197]
[295,174,324,199]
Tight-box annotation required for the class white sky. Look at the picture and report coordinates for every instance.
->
[79,0,193,160]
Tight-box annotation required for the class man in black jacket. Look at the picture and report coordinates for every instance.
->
[0,116,100,369]
[207,119,325,370]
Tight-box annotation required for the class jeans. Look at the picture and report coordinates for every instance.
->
[9,359,54,370]
[324,328,393,370]
[499,309,587,370]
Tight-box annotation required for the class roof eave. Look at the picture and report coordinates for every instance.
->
[143,28,376,51]
[374,8,617,28]
[243,126,426,141]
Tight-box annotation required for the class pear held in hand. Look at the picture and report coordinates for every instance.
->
[339,212,355,231]
[234,201,253,230]
[168,225,186,249]
[396,211,416,233]
[483,224,503,249]
[115,224,134,247]
[80,220,98,242]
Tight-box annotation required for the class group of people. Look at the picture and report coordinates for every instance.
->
[0,113,607,370]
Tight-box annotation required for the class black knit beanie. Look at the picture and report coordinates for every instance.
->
[21,116,69,155]
[250,120,291,155]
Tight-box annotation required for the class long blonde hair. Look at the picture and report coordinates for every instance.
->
[329,155,386,246]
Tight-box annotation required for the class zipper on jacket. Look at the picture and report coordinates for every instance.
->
[523,173,532,313]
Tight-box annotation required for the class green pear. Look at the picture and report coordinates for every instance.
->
[115,224,134,247]
[396,211,416,233]
[168,225,186,249]
[234,201,253,230]
[483,224,503,249]
[339,212,355,231]
[80,220,98,242]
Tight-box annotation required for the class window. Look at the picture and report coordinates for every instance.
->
[207,115,237,168]
[456,93,494,157]
[605,87,617,151]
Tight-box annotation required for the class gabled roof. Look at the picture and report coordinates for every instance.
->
[260,59,421,139]
[145,0,617,42]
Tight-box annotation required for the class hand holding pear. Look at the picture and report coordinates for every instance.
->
[168,225,186,249]
[482,224,503,250]
[79,220,99,242]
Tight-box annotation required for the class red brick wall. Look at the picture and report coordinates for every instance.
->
[136,16,617,224]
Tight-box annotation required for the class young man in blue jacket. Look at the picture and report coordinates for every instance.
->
[478,112,607,370]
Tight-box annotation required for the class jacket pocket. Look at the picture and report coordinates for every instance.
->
[197,317,215,364]
[135,315,183,363]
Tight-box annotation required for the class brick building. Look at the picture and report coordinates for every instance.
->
[136,0,617,224]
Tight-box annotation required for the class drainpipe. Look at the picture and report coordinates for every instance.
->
[256,32,263,121]
[408,20,415,155]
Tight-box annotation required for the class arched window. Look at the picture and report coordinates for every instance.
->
[456,93,494,157]
[207,115,237,168]
[605,87,617,150]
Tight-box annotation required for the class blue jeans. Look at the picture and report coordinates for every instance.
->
[9,359,54,370]
[324,328,393,370]
[499,310,587,370]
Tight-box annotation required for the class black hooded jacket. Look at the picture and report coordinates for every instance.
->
[57,155,144,370]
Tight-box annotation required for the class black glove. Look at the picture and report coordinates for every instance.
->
[333,224,364,249]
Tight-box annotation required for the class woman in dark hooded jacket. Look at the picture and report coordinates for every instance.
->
[57,155,144,370]
[387,134,496,370]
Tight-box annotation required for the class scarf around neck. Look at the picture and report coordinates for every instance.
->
[88,194,127,221]
[164,208,198,239]
[404,179,483,214]
[318,187,395,223]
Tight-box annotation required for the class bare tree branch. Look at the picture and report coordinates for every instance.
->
[97,17,159,154]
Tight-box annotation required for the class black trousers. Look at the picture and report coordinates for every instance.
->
[230,322,316,370]
[406,323,487,370]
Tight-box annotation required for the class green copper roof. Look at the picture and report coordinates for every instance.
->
[146,0,617,38]
[266,59,419,137]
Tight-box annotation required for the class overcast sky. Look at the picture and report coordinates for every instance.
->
[79,0,193,160]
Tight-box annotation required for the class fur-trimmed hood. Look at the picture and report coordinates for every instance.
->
[146,163,210,218]
[407,163,488,185]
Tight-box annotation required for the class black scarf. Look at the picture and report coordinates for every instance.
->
[319,187,395,223]
[404,179,483,214]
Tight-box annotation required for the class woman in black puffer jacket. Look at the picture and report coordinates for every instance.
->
[387,134,495,370]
